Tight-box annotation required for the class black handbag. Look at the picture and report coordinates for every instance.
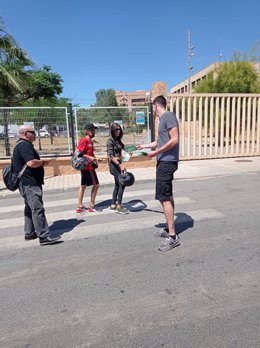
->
[92,159,98,169]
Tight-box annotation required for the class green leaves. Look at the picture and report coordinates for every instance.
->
[195,61,260,94]
[94,89,118,107]
[0,17,34,105]
[28,65,63,100]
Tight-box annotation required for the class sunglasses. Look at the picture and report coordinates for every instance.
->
[26,131,36,135]
[115,128,121,131]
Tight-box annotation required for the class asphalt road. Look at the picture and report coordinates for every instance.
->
[0,172,259,348]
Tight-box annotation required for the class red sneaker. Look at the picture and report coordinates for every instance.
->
[76,206,87,214]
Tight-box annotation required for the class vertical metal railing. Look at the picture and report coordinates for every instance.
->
[170,94,260,159]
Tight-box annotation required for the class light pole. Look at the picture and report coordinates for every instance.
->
[188,30,195,94]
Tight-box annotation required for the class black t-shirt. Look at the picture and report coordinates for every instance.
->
[12,139,44,186]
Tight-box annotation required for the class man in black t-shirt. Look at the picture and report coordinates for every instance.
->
[13,125,61,245]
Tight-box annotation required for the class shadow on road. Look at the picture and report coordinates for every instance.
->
[49,218,85,237]
[155,212,194,235]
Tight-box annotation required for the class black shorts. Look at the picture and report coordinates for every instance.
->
[81,170,99,186]
[155,161,178,201]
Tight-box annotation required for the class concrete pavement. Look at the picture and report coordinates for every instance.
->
[0,156,259,194]
[1,173,260,347]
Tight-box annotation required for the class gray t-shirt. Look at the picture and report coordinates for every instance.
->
[157,111,179,162]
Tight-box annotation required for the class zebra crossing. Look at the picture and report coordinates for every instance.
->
[0,187,224,252]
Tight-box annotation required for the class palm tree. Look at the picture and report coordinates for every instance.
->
[0,17,35,155]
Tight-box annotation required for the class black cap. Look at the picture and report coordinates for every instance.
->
[85,122,98,130]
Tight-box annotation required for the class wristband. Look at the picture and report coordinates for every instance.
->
[42,159,45,166]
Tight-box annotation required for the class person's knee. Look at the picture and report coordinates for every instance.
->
[160,199,171,205]
[94,184,100,190]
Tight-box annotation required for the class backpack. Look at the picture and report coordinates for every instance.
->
[2,163,27,191]
[2,141,27,191]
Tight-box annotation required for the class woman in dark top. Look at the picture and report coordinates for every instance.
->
[106,123,129,215]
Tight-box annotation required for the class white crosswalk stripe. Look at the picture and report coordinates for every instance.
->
[0,189,155,213]
[0,209,224,251]
[0,197,194,230]
[0,186,225,251]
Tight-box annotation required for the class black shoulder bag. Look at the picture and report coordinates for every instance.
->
[2,142,27,192]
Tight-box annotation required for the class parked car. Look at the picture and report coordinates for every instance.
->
[38,129,50,137]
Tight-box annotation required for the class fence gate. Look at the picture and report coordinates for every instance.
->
[169,94,260,160]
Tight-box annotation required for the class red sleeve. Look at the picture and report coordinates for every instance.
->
[77,137,87,153]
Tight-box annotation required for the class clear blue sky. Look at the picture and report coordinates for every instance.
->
[1,0,260,105]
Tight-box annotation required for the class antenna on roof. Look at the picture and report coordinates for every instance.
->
[188,30,195,94]
[218,37,223,62]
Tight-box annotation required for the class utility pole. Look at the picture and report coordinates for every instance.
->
[188,30,195,94]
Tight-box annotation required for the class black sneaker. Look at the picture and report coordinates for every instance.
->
[25,233,37,241]
[39,236,61,246]
[158,235,180,252]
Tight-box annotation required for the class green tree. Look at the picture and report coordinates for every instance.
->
[0,17,34,155]
[17,67,65,149]
[28,65,63,100]
[195,45,260,94]
[89,88,122,124]
[93,88,118,107]
[195,62,260,93]
[0,17,35,106]
[19,97,69,149]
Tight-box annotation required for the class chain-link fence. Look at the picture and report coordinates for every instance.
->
[74,106,151,156]
[0,107,70,158]
[0,106,151,158]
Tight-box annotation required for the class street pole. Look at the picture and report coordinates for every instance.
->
[68,103,75,154]
[149,102,155,142]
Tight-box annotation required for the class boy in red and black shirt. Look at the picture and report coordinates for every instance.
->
[76,123,100,213]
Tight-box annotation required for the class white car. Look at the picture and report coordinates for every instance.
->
[38,129,50,137]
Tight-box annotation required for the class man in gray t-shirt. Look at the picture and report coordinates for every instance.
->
[138,95,180,252]
[157,111,179,162]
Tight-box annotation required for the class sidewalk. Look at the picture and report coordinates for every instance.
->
[0,157,259,194]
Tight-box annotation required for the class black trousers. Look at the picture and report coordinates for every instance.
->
[109,162,125,205]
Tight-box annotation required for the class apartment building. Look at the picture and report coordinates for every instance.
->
[115,81,167,107]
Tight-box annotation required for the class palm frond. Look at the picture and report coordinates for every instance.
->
[0,64,28,92]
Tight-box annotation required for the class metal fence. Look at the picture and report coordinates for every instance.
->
[74,106,151,156]
[0,105,151,158]
[0,107,70,158]
[1,95,260,160]
[170,94,260,159]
